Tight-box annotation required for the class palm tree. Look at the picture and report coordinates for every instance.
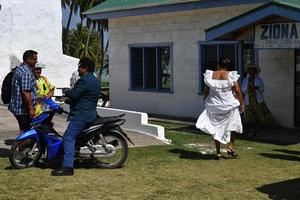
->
[67,24,102,62]
[62,0,109,77]
[62,0,81,53]
[80,0,108,74]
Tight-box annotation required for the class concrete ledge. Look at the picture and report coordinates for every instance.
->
[61,104,170,144]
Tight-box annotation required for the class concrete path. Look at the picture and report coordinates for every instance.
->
[0,106,165,152]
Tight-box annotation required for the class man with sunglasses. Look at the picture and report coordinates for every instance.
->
[51,57,100,176]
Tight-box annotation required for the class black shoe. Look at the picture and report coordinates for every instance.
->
[227,148,237,158]
[216,154,222,160]
[51,167,74,176]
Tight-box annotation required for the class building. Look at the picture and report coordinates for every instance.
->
[0,0,78,92]
[85,0,300,128]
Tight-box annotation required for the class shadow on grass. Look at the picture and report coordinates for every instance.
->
[160,120,299,146]
[168,125,203,135]
[259,153,300,162]
[169,148,215,160]
[273,149,300,156]
[4,139,15,146]
[0,139,15,158]
[256,178,300,200]
[32,159,111,170]
[4,158,124,171]
[0,148,10,158]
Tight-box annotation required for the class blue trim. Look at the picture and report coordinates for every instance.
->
[86,0,268,20]
[128,88,174,94]
[254,48,259,64]
[142,47,146,90]
[206,3,300,41]
[16,129,39,141]
[238,41,243,78]
[128,43,174,93]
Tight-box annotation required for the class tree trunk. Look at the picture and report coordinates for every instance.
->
[84,25,93,57]
[98,26,104,82]
[63,3,74,52]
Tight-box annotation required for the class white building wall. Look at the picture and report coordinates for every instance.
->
[0,0,78,94]
[259,49,294,127]
[108,4,260,118]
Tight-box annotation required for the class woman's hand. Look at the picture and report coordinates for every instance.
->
[239,104,245,113]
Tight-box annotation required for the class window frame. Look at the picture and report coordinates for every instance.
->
[129,43,173,93]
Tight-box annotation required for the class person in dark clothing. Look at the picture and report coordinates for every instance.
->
[51,57,100,176]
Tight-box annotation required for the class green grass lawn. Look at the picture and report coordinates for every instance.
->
[0,121,299,200]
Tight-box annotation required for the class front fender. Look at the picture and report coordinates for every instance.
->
[16,129,39,141]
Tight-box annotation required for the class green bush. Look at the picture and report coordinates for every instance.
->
[101,80,109,87]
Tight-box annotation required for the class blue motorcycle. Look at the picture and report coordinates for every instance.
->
[9,99,133,169]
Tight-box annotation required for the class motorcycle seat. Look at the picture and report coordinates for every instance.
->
[92,116,121,126]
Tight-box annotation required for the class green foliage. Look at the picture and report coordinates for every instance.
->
[62,0,108,75]
[101,80,109,87]
[65,24,103,67]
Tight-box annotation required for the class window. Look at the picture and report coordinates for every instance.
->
[199,41,255,94]
[199,42,238,93]
[130,44,172,92]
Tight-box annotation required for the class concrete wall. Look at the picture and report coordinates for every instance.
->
[0,0,78,95]
[259,49,295,127]
[108,4,260,118]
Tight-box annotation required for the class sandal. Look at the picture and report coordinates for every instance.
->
[216,154,222,160]
[227,147,237,158]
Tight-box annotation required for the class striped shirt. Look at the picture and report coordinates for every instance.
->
[8,63,37,115]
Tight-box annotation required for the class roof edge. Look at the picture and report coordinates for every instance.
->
[84,0,269,19]
[205,1,300,41]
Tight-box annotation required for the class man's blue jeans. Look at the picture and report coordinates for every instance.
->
[62,121,88,168]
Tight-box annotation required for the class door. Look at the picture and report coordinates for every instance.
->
[295,50,300,126]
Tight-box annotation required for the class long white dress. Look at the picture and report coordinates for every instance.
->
[196,70,243,144]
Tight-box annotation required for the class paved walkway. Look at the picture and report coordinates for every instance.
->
[0,106,165,153]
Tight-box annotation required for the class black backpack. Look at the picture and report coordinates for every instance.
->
[1,70,15,104]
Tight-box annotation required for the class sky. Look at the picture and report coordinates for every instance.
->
[62,6,82,29]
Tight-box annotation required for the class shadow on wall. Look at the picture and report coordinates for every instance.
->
[10,55,21,69]
[256,178,300,200]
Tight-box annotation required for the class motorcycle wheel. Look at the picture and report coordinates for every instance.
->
[9,138,42,169]
[93,131,128,169]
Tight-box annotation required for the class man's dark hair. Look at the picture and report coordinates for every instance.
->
[78,57,95,72]
[23,50,38,61]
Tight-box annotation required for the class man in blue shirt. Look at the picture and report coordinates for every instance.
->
[51,57,100,176]
[9,50,38,134]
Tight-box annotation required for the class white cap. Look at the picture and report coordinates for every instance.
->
[35,62,46,68]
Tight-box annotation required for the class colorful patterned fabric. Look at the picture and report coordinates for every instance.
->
[244,78,274,126]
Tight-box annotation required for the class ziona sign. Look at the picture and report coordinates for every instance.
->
[255,23,300,48]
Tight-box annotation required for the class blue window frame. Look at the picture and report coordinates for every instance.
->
[198,41,256,94]
[129,43,173,92]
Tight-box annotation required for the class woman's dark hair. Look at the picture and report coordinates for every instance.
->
[23,50,38,61]
[218,57,233,70]
[78,57,95,72]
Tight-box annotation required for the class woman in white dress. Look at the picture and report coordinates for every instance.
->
[196,58,244,160]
